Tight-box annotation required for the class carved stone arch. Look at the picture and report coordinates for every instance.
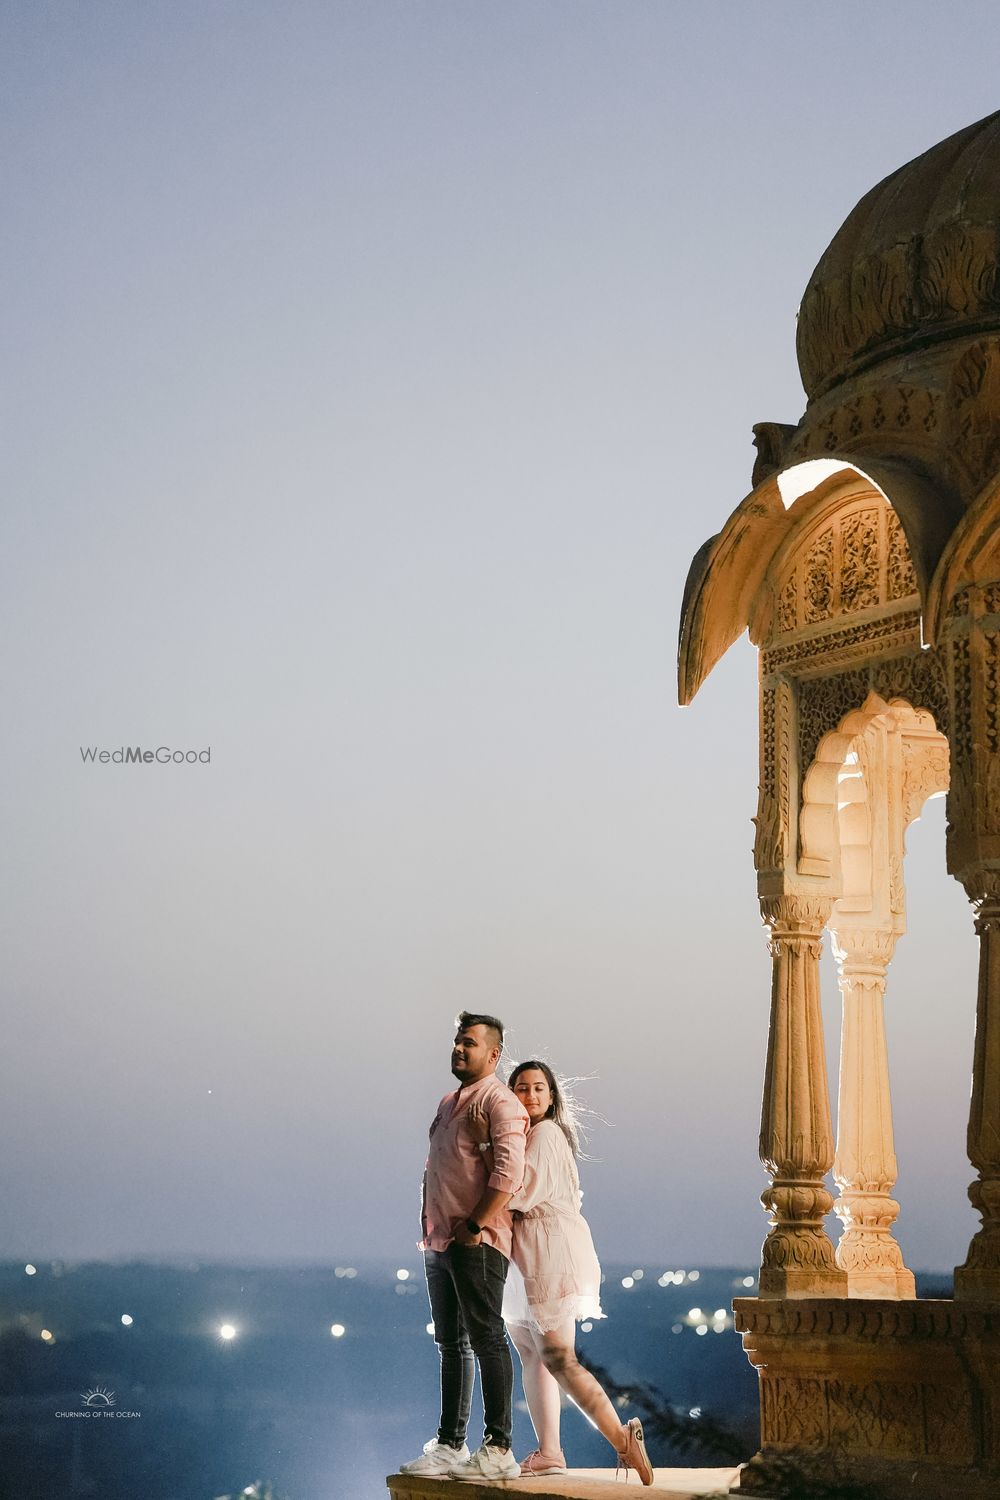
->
[799,692,949,889]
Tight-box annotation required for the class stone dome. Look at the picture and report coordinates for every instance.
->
[797,110,1000,401]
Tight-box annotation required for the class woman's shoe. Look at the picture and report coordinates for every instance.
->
[617,1417,654,1485]
[519,1446,567,1475]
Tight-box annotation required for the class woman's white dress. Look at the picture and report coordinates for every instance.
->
[503,1119,604,1333]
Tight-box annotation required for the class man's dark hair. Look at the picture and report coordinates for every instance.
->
[455,1010,505,1052]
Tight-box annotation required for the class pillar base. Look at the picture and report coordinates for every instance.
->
[844,1266,916,1299]
[954,1263,1000,1300]
[733,1296,1000,1499]
[758,1265,847,1298]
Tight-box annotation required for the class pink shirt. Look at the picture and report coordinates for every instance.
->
[421,1073,529,1258]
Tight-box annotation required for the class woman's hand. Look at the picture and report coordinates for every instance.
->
[466,1101,491,1146]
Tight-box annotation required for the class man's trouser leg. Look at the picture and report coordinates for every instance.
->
[424,1248,474,1447]
[448,1242,513,1450]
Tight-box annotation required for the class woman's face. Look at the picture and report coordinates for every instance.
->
[513,1068,553,1124]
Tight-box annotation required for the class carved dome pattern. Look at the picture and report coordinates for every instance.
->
[797,110,1000,401]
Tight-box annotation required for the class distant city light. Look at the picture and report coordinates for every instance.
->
[688,1270,700,1281]
[742,1275,755,1287]
[688,1308,703,1321]
[24,1264,36,1276]
[714,1309,726,1320]
[671,1323,683,1334]
[334,1266,358,1279]
[121,1314,133,1327]
[219,1323,237,1341]
[689,1406,702,1419]
[330,1323,345,1338]
[621,1276,634,1289]
[425,1322,435,1336]
[40,1329,53,1342]
[581,1321,593,1332]
[713,1322,726,1333]
[631,1269,644,1280]
[696,1325,708,1336]
[396,1268,410,1281]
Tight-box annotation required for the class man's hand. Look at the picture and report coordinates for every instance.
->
[453,1221,482,1247]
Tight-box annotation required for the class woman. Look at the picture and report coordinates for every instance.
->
[470,1060,653,1484]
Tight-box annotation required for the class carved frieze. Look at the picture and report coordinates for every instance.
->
[797,651,948,789]
[754,679,792,875]
[770,502,918,643]
[840,509,881,613]
[761,1376,826,1447]
[757,1373,977,1464]
[886,513,918,601]
[762,610,922,677]
[947,339,1000,493]
[786,382,942,463]
[827,1379,920,1457]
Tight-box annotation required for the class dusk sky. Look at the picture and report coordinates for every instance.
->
[4,2,997,1274]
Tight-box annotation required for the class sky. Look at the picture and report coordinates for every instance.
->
[3,1,998,1274]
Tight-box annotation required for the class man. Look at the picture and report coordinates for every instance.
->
[400,1011,529,1482]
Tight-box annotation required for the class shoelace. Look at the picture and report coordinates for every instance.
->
[615,1427,634,1483]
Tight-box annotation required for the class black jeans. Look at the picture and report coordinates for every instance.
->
[423,1242,513,1451]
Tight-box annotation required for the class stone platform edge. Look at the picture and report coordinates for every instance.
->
[386,1466,742,1499]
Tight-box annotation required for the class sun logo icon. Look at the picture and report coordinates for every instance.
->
[82,1387,116,1408]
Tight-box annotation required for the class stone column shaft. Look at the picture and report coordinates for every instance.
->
[955,881,1000,1300]
[758,896,847,1298]
[831,931,915,1298]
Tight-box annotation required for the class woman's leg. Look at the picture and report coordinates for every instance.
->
[509,1321,563,1456]
[536,1316,625,1454]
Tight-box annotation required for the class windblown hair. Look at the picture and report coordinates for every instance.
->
[455,1011,505,1052]
[507,1058,583,1158]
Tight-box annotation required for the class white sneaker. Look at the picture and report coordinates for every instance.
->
[450,1444,521,1482]
[399,1438,471,1475]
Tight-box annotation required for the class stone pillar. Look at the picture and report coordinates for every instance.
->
[955,872,1000,1301]
[830,926,915,1297]
[758,895,847,1297]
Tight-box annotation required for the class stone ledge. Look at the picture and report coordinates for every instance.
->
[386,1466,742,1499]
[733,1294,1000,1340]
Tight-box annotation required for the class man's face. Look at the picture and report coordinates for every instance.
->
[451,1024,500,1084]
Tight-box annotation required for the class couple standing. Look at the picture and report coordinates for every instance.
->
[400,1011,653,1484]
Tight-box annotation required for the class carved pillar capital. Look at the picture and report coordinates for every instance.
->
[760,895,831,957]
[830,926,896,994]
[961,869,1000,928]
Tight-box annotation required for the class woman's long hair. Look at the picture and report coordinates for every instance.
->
[507,1058,582,1158]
